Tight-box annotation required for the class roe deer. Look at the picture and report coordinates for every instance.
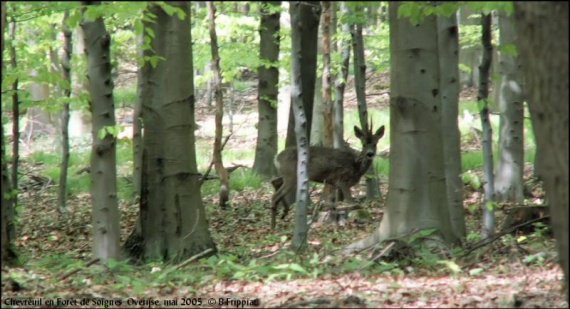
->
[271,123,385,229]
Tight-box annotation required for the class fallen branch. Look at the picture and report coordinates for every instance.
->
[358,241,396,271]
[59,258,100,281]
[461,215,551,257]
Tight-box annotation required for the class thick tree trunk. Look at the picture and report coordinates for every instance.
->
[437,8,465,239]
[494,11,524,204]
[253,1,280,178]
[58,11,72,214]
[81,1,121,262]
[138,2,216,262]
[208,2,230,209]
[347,2,457,252]
[285,1,321,148]
[478,13,495,239]
[514,2,568,300]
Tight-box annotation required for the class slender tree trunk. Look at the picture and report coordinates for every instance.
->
[133,32,143,199]
[514,3,568,300]
[81,1,121,262]
[351,22,380,199]
[321,1,333,147]
[333,2,351,149]
[9,17,18,205]
[494,11,524,204]
[58,11,72,214]
[478,13,495,239]
[208,2,230,209]
[285,1,321,148]
[289,1,312,253]
[437,8,465,239]
[253,1,280,178]
[1,0,18,266]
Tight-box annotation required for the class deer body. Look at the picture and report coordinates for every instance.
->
[271,124,385,229]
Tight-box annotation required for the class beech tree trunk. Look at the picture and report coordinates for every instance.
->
[494,11,524,204]
[253,2,280,178]
[478,13,495,239]
[285,1,321,148]
[9,17,18,207]
[333,2,351,149]
[346,2,458,252]
[137,2,216,261]
[81,1,121,262]
[514,2,568,300]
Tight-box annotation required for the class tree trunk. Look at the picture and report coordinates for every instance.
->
[514,2,568,300]
[208,2,230,209]
[289,1,318,253]
[346,2,457,252]
[437,7,465,239]
[253,1,280,178]
[351,22,380,199]
[285,1,321,148]
[1,0,18,266]
[81,1,121,262]
[333,2,351,149]
[321,1,333,148]
[477,13,495,239]
[494,11,524,204]
[138,2,216,262]
[310,75,324,145]
[133,32,143,199]
[457,7,481,88]
[9,17,19,206]
[58,11,72,214]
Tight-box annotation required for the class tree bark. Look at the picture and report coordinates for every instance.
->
[9,17,18,207]
[514,2,568,300]
[1,0,18,266]
[347,2,457,252]
[437,7,465,239]
[333,2,351,149]
[289,1,315,252]
[138,2,216,262]
[81,1,121,262]
[494,11,524,204]
[285,1,321,148]
[478,13,495,239]
[133,32,143,200]
[208,2,230,209]
[321,1,333,148]
[253,1,280,178]
[58,11,73,214]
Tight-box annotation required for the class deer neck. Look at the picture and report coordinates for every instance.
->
[355,153,374,176]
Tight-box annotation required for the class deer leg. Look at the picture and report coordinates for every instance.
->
[271,181,293,229]
[340,185,353,203]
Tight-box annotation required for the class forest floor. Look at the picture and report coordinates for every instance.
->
[2,72,567,308]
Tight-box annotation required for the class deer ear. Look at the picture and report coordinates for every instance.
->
[375,125,385,138]
[354,126,364,138]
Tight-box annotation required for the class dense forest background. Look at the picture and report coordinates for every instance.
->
[1,1,568,307]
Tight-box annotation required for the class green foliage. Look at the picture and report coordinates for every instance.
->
[462,170,481,190]
[230,169,262,191]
